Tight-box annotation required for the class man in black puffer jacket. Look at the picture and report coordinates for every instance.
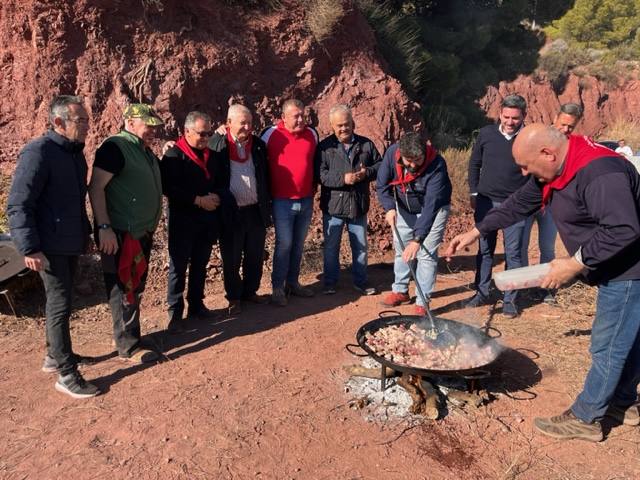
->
[317,104,381,296]
[6,95,98,399]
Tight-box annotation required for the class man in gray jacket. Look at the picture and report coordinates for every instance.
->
[6,95,99,399]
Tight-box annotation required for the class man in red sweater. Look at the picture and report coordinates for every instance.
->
[261,99,319,306]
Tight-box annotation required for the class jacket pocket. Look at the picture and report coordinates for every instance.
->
[54,216,85,237]
[327,190,350,217]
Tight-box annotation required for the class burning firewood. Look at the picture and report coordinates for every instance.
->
[396,374,439,419]
[342,365,398,379]
[445,388,486,408]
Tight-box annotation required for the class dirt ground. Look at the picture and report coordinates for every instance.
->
[1,231,639,480]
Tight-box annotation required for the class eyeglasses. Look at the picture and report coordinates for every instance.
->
[67,118,89,125]
[189,130,213,138]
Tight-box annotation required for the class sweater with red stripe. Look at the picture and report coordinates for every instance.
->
[261,121,318,199]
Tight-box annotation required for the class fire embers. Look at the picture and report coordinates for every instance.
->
[364,324,498,370]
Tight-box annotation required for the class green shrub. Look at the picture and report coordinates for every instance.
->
[602,119,640,149]
[0,173,11,233]
[441,147,472,215]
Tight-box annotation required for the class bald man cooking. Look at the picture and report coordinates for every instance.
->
[447,124,640,442]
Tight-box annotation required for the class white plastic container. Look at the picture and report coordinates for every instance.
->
[494,263,551,291]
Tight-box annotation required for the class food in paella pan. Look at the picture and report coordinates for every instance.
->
[364,323,498,370]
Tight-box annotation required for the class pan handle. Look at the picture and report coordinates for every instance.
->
[378,310,402,318]
[484,326,502,339]
[345,343,369,357]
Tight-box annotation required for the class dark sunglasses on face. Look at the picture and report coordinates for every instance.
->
[190,129,212,138]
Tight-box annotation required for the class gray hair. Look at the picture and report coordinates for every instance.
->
[329,104,352,120]
[49,95,83,126]
[559,102,583,118]
[501,94,527,113]
[398,132,425,159]
[282,98,304,113]
[184,111,211,129]
[227,104,251,120]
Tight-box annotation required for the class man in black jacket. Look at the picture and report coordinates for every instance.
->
[209,104,271,315]
[6,95,99,399]
[467,94,529,318]
[317,105,381,295]
[448,124,640,442]
[161,111,228,332]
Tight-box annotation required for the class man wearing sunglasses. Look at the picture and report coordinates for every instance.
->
[7,95,98,398]
[160,111,230,332]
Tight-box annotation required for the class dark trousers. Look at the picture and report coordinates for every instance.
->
[167,214,215,318]
[40,254,79,376]
[101,233,153,357]
[220,204,267,301]
[474,194,525,304]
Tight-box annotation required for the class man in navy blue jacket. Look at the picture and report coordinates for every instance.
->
[467,94,529,318]
[448,124,640,442]
[6,95,99,399]
[376,133,452,315]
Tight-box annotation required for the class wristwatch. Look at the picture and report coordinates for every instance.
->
[98,223,111,230]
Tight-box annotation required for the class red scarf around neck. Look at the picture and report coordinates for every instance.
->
[175,136,210,179]
[388,144,438,192]
[226,128,252,163]
[541,135,625,205]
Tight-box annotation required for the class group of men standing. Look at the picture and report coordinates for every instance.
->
[7,95,432,399]
[8,92,639,444]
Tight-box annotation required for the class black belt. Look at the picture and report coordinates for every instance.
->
[237,203,259,211]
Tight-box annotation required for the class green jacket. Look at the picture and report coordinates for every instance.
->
[103,130,162,238]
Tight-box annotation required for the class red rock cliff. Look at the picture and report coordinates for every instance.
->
[0,0,422,167]
[480,72,640,137]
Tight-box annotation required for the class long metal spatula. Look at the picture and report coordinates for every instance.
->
[391,220,447,342]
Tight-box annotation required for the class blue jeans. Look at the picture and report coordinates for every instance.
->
[392,206,450,306]
[323,213,368,288]
[571,279,640,423]
[474,194,526,304]
[521,208,557,266]
[272,197,313,290]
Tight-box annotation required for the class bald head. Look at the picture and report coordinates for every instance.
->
[512,123,568,183]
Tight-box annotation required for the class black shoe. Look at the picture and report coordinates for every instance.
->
[464,293,490,308]
[322,285,337,295]
[502,301,519,318]
[543,289,558,305]
[42,354,93,374]
[285,283,315,297]
[55,371,100,399]
[187,305,217,320]
[166,319,186,334]
[354,284,378,296]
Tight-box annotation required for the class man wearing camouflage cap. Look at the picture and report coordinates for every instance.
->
[89,103,164,364]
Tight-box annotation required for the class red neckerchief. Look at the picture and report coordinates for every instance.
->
[388,144,437,192]
[175,136,210,179]
[117,233,147,305]
[542,135,625,205]
[226,128,252,163]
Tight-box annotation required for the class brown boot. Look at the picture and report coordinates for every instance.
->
[534,410,603,442]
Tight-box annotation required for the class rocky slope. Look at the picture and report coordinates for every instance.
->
[480,72,640,138]
[0,0,421,167]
